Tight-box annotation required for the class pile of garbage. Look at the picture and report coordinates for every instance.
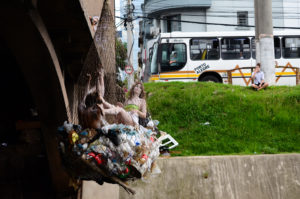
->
[57,120,178,194]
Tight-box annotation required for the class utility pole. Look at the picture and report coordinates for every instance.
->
[256,0,275,85]
[254,0,260,63]
[126,0,134,89]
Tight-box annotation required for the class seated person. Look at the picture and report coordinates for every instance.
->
[78,69,148,129]
[239,51,244,59]
[251,63,269,91]
[99,82,147,127]
[169,51,178,66]
[123,82,147,125]
[78,71,105,129]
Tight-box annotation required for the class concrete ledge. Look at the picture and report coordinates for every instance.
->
[81,154,300,199]
[119,154,300,199]
[82,181,119,199]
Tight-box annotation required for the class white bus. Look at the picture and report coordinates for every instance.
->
[148,31,300,86]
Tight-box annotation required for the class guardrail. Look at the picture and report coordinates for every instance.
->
[227,63,300,85]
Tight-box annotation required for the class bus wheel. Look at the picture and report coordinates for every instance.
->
[200,75,220,83]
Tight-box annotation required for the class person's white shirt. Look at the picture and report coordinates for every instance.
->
[252,71,264,84]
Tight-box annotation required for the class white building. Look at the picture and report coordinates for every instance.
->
[142,0,300,34]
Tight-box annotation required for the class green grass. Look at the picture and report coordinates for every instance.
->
[144,82,300,156]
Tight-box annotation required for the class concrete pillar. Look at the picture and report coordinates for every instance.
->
[257,0,275,85]
[254,0,260,64]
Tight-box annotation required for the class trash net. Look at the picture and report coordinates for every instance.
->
[57,118,177,194]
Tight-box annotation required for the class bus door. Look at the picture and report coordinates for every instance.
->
[149,43,159,81]
[157,42,188,81]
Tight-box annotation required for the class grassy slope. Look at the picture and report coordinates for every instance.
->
[144,82,300,156]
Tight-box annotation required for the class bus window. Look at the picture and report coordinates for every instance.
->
[190,38,220,60]
[274,37,281,58]
[150,43,158,74]
[160,43,187,72]
[221,37,251,60]
[282,37,300,58]
[251,38,256,59]
[251,37,281,59]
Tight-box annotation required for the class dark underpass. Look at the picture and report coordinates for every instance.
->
[0,39,55,198]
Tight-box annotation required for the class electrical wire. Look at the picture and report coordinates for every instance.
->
[131,12,300,19]
[116,19,125,28]
[114,15,300,29]
[138,0,300,16]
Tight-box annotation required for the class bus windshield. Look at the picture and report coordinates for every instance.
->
[150,43,158,74]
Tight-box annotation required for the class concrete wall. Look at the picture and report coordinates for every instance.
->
[206,0,285,31]
[181,11,206,32]
[159,10,206,32]
[144,0,211,14]
[206,0,254,32]
[118,154,300,199]
[82,181,119,199]
[81,154,300,199]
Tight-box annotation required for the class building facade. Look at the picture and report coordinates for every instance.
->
[142,0,300,35]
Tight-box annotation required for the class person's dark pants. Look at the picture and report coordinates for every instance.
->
[255,82,265,87]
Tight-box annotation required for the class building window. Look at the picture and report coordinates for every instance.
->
[237,11,248,27]
[166,15,181,32]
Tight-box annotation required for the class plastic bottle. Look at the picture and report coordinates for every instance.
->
[119,166,130,179]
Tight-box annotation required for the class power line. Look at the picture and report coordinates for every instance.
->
[116,19,125,28]
[131,12,300,19]
[137,8,300,15]
[140,1,300,13]
[145,2,299,7]
[134,9,300,14]
[117,0,300,22]
[115,15,300,29]
[134,11,300,19]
